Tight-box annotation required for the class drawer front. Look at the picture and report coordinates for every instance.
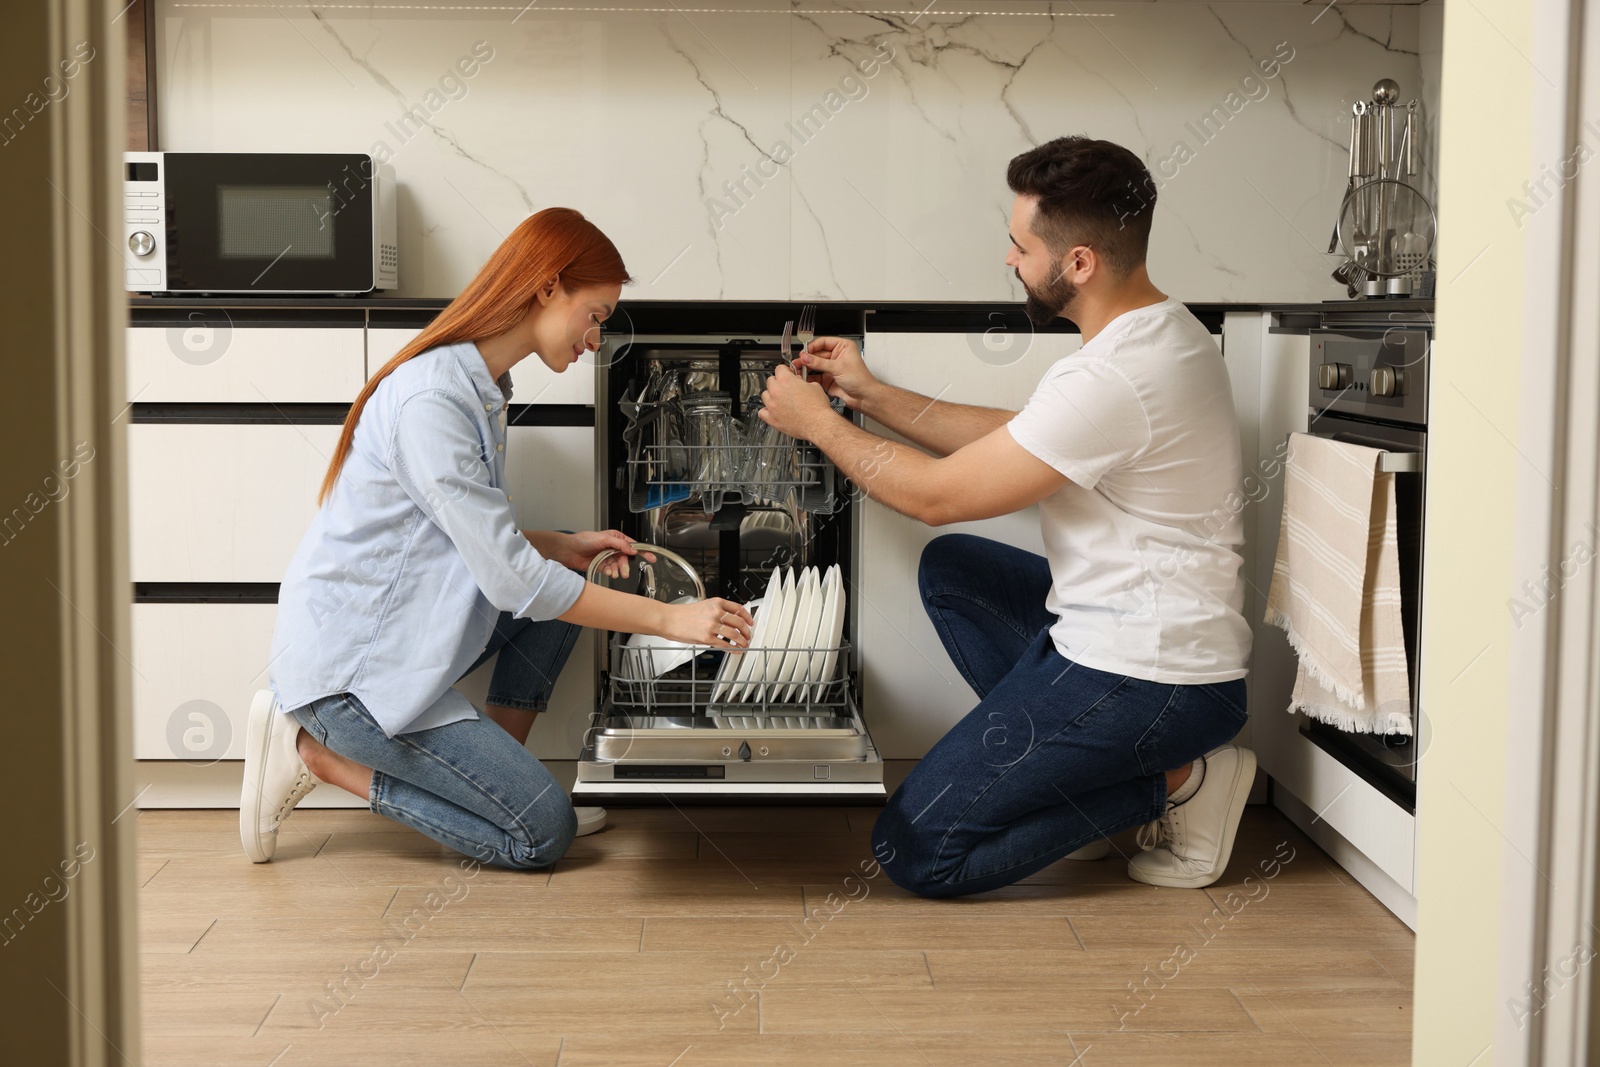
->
[368,328,596,405]
[504,424,597,533]
[127,423,343,582]
[127,325,366,404]
[132,601,278,761]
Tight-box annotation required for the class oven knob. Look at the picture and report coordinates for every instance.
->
[1370,366,1405,397]
[1317,362,1352,390]
[128,230,156,257]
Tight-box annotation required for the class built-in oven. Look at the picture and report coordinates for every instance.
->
[1303,324,1429,811]
[122,152,398,295]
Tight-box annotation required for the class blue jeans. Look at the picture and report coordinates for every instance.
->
[289,612,582,870]
[870,534,1249,898]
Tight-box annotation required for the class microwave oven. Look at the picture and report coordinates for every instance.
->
[123,152,398,295]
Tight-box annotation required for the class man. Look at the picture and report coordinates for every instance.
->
[759,136,1255,898]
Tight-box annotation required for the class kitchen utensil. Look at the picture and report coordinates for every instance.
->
[1329,105,1363,254]
[1337,178,1435,281]
[682,390,732,486]
[795,304,816,381]
[585,542,704,602]
[779,320,796,371]
[623,595,705,677]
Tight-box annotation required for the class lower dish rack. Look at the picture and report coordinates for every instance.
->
[575,635,884,797]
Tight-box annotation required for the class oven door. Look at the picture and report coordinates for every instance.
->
[162,153,376,293]
[1303,411,1426,811]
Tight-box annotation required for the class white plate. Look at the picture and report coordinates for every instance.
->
[774,572,825,703]
[713,568,779,703]
[744,568,799,705]
[727,567,790,703]
[809,565,847,701]
[776,568,826,703]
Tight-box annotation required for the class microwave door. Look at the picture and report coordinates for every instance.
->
[163,153,376,293]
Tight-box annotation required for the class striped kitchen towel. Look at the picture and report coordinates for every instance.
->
[1264,432,1412,736]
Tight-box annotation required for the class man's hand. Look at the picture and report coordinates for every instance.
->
[759,364,837,439]
[795,336,878,412]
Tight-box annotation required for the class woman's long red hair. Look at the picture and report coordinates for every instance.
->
[316,207,632,506]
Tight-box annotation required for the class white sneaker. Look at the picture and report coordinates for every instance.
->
[575,805,607,837]
[1065,838,1111,861]
[1126,745,1256,889]
[240,689,324,863]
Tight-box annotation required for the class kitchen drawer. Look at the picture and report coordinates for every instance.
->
[127,324,365,404]
[504,423,596,532]
[131,601,277,761]
[368,328,596,405]
[127,423,342,583]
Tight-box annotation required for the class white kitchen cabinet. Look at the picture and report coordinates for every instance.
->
[854,329,1078,758]
[367,327,596,405]
[127,325,365,404]
[131,601,278,761]
[126,422,342,583]
[445,421,601,761]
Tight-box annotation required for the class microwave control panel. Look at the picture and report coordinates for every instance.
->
[123,151,166,293]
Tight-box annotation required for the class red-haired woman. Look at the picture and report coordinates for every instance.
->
[242,208,754,869]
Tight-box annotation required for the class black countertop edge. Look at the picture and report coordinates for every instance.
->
[129,296,1434,314]
[128,297,1433,336]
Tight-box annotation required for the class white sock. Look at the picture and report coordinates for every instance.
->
[1168,758,1205,806]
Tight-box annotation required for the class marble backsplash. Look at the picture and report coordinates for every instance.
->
[156,1,1440,302]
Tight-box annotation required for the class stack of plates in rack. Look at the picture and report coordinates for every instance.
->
[711,563,847,706]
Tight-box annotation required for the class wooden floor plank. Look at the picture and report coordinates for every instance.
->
[137,802,1415,1065]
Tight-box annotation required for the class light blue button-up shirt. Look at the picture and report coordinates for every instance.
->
[269,341,588,737]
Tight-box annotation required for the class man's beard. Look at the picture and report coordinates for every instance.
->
[1018,267,1077,326]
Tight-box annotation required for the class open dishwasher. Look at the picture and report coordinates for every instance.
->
[573,331,886,802]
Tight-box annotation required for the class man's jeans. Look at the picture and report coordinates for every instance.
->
[870,533,1248,898]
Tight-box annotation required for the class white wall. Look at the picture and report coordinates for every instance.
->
[1411,0,1536,1060]
[155,0,1428,302]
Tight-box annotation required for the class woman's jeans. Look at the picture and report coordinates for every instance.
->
[871,533,1249,899]
[289,612,582,871]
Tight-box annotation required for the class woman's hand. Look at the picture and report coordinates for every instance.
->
[659,597,755,649]
[547,530,654,577]
[795,336,879,412]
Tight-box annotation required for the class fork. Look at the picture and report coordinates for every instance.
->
[795,304,816,380]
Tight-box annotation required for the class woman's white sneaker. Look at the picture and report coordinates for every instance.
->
[1126,744,1256,889]
[575,805,607,837]
[1065,838,1111,861]
[240,689,324,863]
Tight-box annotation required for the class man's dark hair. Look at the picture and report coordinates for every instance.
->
[1006,136,1156,277]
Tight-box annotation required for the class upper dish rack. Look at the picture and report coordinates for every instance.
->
[618,354,843,515]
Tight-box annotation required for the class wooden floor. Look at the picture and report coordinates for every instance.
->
[138,802,1414,1066]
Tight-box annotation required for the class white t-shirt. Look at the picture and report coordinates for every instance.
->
[1005,297,1251,684]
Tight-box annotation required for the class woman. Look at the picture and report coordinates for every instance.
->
[243,208,754,870]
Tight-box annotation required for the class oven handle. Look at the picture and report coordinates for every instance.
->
[1315,431,1421,474]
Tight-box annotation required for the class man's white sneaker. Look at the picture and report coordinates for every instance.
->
[575,805,607,837]
[240,689,324,863]
[1126,744,1256,889]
